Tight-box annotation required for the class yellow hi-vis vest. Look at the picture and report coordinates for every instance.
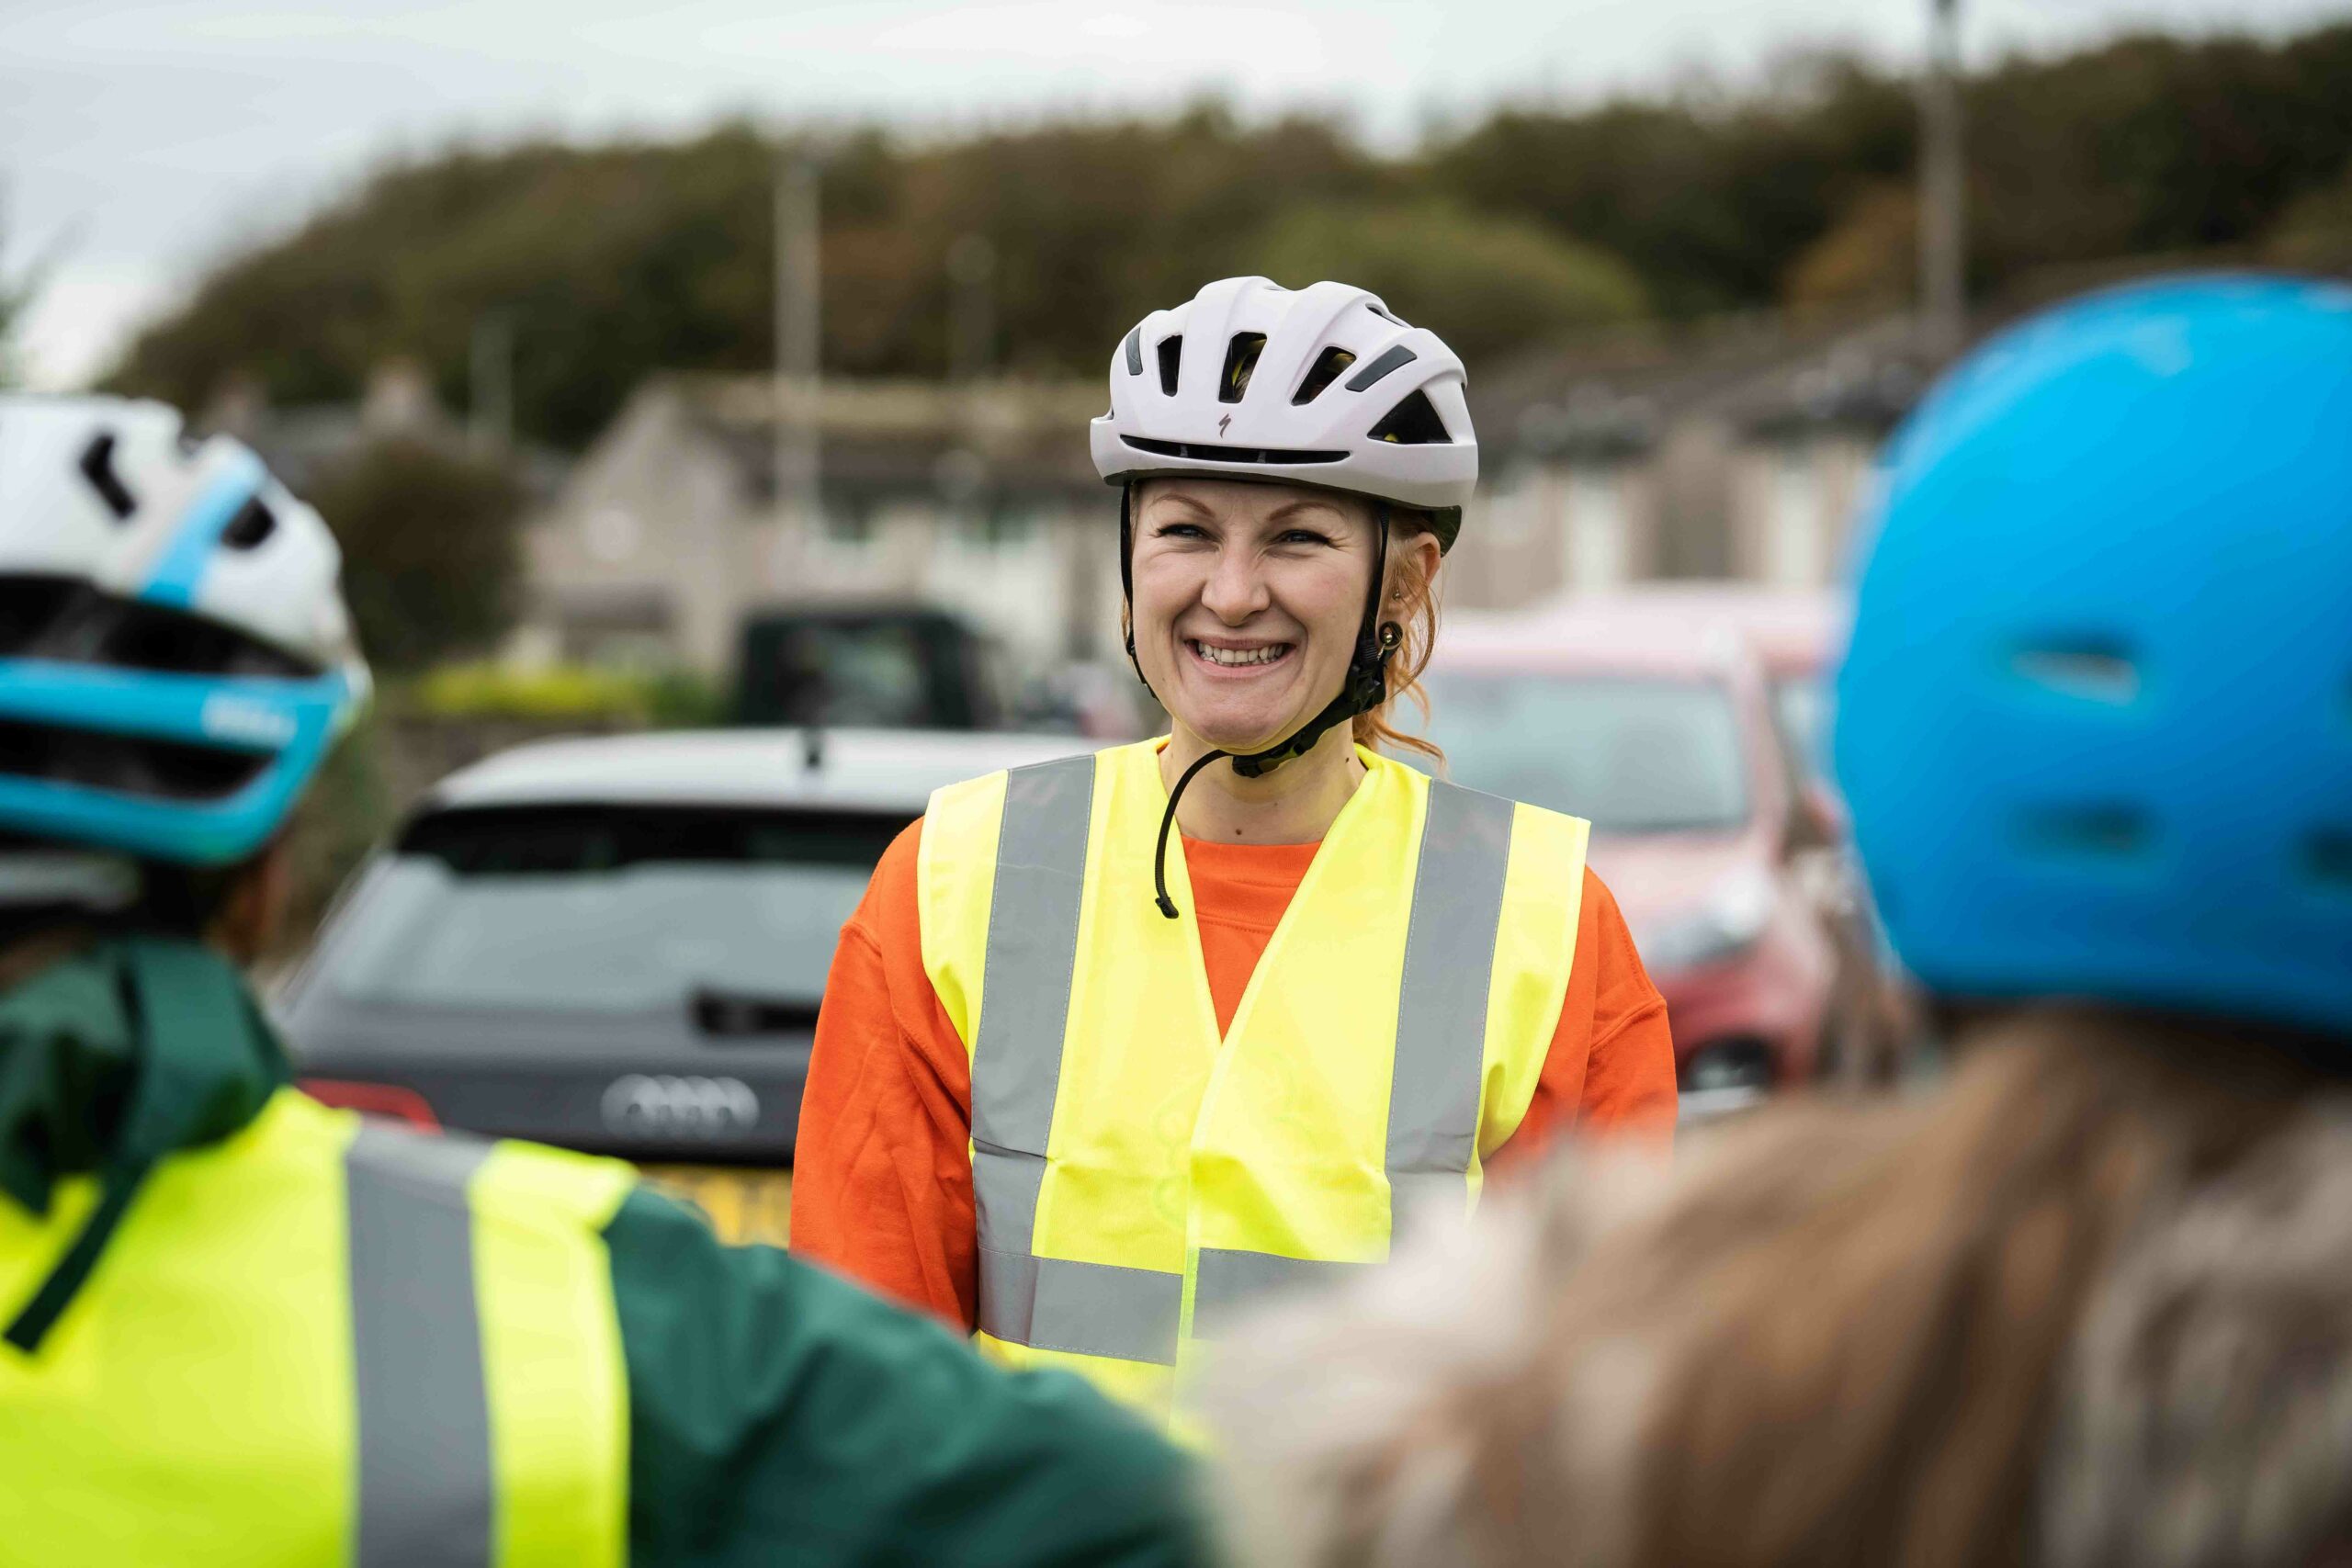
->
[920,739,1590,1420]
[0,1089,635,1567]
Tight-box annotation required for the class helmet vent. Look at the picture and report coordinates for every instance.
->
[1343,344,1418,393]
[1156,335,1182,397]
[0,717,272,802]
[0,581,313,678]
[2307,829,2352,892]
[220,497,277,551]
[1121,435,1345,466]
[1293,346,1357,405]
[2012,644,2140,705]
[1218,333,1267,404]
[2017,805,2149,860]
[77,433,137,520]
[1123,327,1144,377]
[0,577,80,656]
[1368,390,1452,446]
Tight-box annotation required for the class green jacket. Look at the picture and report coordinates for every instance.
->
[0,934,1215,1567]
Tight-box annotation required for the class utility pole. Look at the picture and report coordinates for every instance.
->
[469,310,514,452]
[946,232,996,387]
[774,151,821,543]
[943,231,997,537]
[1918,0,1967,358]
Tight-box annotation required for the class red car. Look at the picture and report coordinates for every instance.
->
[1414,600,1887,1118]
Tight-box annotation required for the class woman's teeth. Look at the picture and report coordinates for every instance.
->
[1192,641,1290,667]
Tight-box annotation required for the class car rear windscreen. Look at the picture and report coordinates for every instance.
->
[312,806,907,1016]
[1414,673,1750,833]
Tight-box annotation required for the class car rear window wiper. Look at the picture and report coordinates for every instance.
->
[691,987,821,1037]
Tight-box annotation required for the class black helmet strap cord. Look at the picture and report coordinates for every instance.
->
[1119,482,1402,919]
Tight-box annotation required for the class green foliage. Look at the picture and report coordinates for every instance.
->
[99,22,2352,447]
[302,437,526,673]
[406,661,726,726]
[108,111,1388,448]
[108,127,782,449]
[1240,201,1649,363]
[1431,53,1918,316]
[2265,159,2352,272]
[0,196,50,390]
[1963,30,2352,282]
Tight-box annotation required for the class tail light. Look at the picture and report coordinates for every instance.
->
[300,1077,442,1132]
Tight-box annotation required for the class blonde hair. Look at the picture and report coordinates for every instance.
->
[1352,508,1443,766]
[1209,1010,2352,1568]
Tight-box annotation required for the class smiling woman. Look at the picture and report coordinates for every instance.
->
[1132,479,1444,761]
[793,276,1677,1431]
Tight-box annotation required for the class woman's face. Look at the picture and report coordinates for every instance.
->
[1129,479,1384,756]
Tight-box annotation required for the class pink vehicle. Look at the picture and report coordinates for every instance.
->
[1413,599,1888,1116]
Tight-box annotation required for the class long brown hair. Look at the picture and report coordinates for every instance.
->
[1211,1009,2351,1568]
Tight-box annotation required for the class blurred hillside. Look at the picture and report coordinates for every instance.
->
[105,21,2352,449]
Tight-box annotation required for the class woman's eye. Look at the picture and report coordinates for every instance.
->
[1152,523,1209,540]
[1276,529,1335,547]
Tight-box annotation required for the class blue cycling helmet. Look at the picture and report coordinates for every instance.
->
[0,396,370,889]
[1835,275,2352,1038]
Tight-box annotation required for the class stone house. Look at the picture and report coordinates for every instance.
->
[518,376,1116,678]
[1447,312,1937,612]
[519,313,1949,680]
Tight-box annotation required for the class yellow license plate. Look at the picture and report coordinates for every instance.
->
[639,1164,793,1247]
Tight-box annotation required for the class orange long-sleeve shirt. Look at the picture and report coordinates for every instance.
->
[792,816,1676,1327]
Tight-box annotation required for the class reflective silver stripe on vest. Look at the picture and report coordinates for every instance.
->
[345,1124,495,1568]
[971,763,1517,1359]
[1191,1248,1369,1340]
[971,755,1191,1360]
[1387,782,1515,1222]
[979,1247,1185,1364]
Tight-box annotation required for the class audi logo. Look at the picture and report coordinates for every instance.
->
[601,1074,761,1139]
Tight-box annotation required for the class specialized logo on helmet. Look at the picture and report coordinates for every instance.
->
[1218,412,1233,435]
[199,693,299,749]
[600,1074,761,1139]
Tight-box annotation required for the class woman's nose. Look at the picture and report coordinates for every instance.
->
[1199,547,1271,625]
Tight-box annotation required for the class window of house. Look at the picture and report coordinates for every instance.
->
[1565,464,1630,590]
[1763,446,1826,587]
[823,499,876,550]
[979,503,1035,550]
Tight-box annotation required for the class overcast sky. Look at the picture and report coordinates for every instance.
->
[7,0,2348,389]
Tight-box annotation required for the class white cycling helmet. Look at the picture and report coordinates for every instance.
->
[1091,276,1478,547]
[0,395,370,889]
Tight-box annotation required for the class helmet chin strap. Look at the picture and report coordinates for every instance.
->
[1121,483,1403,919]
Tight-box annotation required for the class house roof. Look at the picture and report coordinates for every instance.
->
[650,374,1107,507]
[1471,310,1942,463]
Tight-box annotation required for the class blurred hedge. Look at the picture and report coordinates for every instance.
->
[405,662,727,726]
[304,438,526,673]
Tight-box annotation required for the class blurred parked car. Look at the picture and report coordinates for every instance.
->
[733,603,1012,730]
[1561,585,1919,1075]
[277,727,1091,1244]
[1415,604,1894,1116]
[1588,584,1849,791]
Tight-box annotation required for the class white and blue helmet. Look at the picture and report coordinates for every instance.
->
[0,396,369,890]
